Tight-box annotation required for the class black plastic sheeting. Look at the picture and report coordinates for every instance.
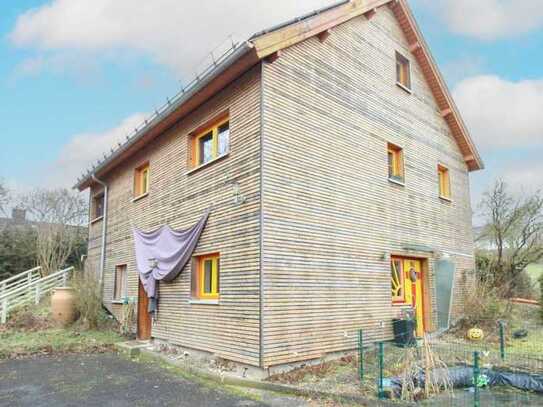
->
[390,367,543,397]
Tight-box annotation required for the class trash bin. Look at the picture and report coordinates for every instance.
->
[393,318,416,347]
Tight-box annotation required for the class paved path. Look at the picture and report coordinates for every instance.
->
[0,353,277,407]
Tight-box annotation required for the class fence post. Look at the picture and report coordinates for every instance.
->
[499,321,506,361]
[62,271,68,287]
[358,329,364,382]
[473,351,480,407]
[1,298,7,324]
[378,342,385,400]
[27,270,32,285]
[35,282,41,305]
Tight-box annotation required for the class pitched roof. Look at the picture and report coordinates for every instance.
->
[75,0,482,191]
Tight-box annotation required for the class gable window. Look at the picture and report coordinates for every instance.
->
[192,253,220,300]
[396,52,411,91]
[92,193,104,221]
[113,264,128,302]
[387,143,405,183]
[134,162,150,198]
[191,117,230,168]
[438,164,451,200]
[391,258,405,304]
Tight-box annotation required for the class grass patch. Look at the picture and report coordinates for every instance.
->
[0,328,123,359]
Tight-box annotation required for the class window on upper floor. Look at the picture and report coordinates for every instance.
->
[438,164,451,200]
[396,51,411,91]
[92,193,104,221]
[387,143,405,184]
[113,264,128,302]
[134,162,150,198]
[191,253,220,300]
[190,116,230,169]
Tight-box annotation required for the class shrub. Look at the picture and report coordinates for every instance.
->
[540,274,543,322]
[457,278,509,335]
[72,270,106,330]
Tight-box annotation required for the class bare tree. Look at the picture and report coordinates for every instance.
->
[0,179,9,217]
[478,180,543,296]
[20,188,88,275]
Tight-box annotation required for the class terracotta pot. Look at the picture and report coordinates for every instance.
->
[51,287,77,326]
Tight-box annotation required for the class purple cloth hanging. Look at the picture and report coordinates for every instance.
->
[133,210,209,312]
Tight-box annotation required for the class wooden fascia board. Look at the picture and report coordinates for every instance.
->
[393,0,484,171]
[78,47,260,191]
[252,0,391,59]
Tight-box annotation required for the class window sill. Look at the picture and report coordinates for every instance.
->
[396,82,412,94]
[392,302,408,307]
[439,196,452,203]
[388,177,405,187]
[189,299,220,305]
[111,300,124,305]
[90,216,104,225]
[186,153,229,175]
[132,192,149,203]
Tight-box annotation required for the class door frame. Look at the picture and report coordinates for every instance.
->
[391,255,431,336]
[137,280,152,340]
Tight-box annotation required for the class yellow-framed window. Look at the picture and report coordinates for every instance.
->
[93,193,105,219]
[387,143,404,182]
[396,51,411,90]
[438,164,451,199]
[134,163,150,197]
[192,117,230,167]
[196,254,220,299]
[113,264,127,301]
[391,258,405,304]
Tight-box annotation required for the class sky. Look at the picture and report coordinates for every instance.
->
[1,0,542,218]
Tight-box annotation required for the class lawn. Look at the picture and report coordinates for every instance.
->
[526,263,543,291]
[0,328,123,359]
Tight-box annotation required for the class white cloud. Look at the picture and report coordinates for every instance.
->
[453,75,543,150]
[417,0,543,40]
[48,113,148,187]
[9,0,337,76]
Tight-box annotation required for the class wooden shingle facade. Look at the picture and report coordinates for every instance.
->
[80,0,482,371]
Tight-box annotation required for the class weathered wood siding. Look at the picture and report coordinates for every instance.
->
[260,7,475,367]
[87,66,262,366]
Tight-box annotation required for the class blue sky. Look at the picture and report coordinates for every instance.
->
[1,0,542,216]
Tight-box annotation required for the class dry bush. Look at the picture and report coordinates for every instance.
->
[3,304,54,332]
[456,279,509,334]
[72,270,106,330]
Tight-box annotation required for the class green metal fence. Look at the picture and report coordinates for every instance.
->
[357,319,543,406]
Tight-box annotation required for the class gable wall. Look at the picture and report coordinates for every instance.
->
[86,66,262,366]
[261,6,475,367]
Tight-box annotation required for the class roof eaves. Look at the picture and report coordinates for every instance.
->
[74,41,255,191]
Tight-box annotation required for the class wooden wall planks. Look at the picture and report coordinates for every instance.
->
[260,7,475,367]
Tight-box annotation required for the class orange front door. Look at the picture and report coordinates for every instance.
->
[392,257,425,337]
[137,280,152,340]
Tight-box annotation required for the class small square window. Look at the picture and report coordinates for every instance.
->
[438,164,451,200]
[191,253,220,300]
[134,163,150,198]
[113,265,128,301]
[396,52,411,90]
[93,193,104,220]
[190,116,230,169]
[387,143,405,183]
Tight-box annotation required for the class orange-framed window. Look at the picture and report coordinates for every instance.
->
[387,143,404,183]
[134,162,150,197]
[92,193,104,220]
[113,264,128,301]
[391,258,405,304]
[396,51,411,90]
[438,164,451,199]
[192,253,220,300]
[190,117,230,168]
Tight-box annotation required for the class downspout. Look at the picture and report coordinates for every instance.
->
[91,174,108,289]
